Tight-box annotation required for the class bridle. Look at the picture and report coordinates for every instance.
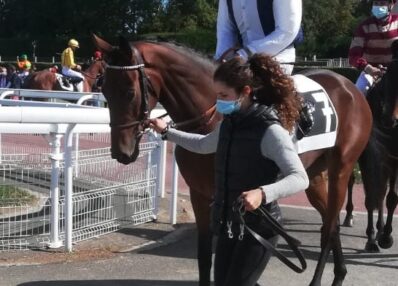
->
[105,47,152,137]
[104,46,218,137]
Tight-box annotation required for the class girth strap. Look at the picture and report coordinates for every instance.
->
[236,203,307,273]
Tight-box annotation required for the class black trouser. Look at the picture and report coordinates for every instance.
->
[214,207,281,286]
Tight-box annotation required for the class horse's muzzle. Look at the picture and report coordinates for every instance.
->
[110,140,140,164]
[111,151,139,165]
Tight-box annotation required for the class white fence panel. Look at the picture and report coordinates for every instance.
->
[0,94,164,252]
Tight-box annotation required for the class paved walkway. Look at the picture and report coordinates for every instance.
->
[1,199,397,286]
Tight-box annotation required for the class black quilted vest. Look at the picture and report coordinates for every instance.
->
[214,104,281,220]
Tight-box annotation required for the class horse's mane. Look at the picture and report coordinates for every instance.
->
[143,40,216,72]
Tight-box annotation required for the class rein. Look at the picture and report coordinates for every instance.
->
[81,61,106,80]
[172,104,217,131]
[233,199,307,273]
[81,71,101,80]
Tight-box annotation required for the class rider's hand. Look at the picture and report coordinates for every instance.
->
[149,118,168,134]
[217,46,241,63]
[364,64,383,78]
[76,64,82,71]
[240,188,265,211]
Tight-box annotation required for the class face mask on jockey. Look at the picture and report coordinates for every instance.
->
[372,5,390,19]
[216,95,243,115]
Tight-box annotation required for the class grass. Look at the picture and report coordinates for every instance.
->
[0,185,37,206]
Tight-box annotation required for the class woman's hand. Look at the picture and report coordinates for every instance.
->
[149,118,168,133]
[240,188,265,211]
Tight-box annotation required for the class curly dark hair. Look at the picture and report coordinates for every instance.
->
[213,54,301,132]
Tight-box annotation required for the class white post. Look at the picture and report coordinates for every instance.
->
[170,144,178,225]
[74,134,79,177]
[159,139,167,198]
[64,124,76,252]
[48,133,63,248]
[52,56,55,63]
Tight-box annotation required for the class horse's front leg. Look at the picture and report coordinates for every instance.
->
[378,174,398,249]
[190,188,213,286]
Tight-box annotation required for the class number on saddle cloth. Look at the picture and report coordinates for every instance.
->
[55,73,81,92]
[292,74,339,154]
[297,100,315,140]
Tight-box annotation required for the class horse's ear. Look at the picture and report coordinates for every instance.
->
[92,34,113,54]
[118,36,132,61]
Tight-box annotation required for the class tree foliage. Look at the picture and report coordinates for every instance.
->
[0,0,371,58]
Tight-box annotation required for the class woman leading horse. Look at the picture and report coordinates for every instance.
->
[93,34,372,286]
[150,55,309,286]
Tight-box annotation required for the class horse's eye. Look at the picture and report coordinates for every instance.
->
[126,88,135,99]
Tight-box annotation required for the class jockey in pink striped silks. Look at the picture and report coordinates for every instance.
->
[349,0,398,95]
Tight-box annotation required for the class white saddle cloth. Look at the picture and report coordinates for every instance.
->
[291,74,339,154]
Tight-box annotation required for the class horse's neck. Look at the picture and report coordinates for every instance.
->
[84,62,102,86]
[145,45,216,123]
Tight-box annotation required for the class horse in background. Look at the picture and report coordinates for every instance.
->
[22,60,105,92]
[350,39,398,252]
[93,34,372,286]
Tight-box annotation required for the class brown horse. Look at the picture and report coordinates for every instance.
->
[23,60,105,92]
[93,34,372,286]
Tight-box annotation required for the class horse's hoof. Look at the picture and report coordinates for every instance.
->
[365,241,380,253]
[332,279,344,286]
[378,234,394,249]
[342,216,353,227]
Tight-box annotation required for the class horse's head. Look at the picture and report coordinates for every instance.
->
[93,34,152,164]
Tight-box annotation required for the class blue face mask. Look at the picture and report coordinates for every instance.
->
[372,5,389,19]
[216,98,242,115]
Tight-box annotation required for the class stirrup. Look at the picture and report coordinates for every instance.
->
[296,101,315,140]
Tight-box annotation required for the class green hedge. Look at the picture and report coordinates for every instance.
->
[294,67,359,83]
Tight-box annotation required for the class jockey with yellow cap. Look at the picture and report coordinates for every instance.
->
[61,39,84,92]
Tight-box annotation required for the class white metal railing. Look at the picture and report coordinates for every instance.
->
[0,88,180,247]
[0,88,105,104]
[0,91,173,252]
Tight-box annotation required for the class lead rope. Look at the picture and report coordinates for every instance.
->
[234,199,307,273]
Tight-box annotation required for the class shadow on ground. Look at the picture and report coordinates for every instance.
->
[19,281,198,286]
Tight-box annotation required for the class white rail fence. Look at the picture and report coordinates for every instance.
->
[0,88,176,253]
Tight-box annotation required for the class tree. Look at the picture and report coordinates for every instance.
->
[300,0,366,58]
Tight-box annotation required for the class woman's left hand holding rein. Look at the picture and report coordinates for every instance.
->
[149,118,168,134]
[240,188,265,211]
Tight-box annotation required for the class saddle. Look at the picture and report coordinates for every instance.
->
[55,73,82,92]
[296,100,315,140]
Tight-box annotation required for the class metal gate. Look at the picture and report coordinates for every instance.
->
[0,132,161,251]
